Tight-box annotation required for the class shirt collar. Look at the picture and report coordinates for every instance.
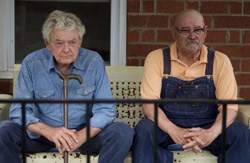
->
[72,49,85,71]
[47,50,56,72]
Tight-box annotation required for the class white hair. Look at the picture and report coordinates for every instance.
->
[42,10,86,42]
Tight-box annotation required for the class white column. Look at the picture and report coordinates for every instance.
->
[110,0,127,66]
[0,0,14,78]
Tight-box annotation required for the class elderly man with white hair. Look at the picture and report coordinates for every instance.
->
[0,10,133,163]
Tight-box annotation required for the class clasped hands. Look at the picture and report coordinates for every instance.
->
[171,127,215,153]
[46,127,85,153]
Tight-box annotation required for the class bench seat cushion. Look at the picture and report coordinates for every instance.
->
[25,151,216,163]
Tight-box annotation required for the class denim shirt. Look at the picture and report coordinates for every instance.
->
[10,48,116,139]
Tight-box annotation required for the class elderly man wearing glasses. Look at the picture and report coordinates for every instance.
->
[132,9,250,163]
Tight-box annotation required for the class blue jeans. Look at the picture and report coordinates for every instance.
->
[132,119,250,163]
[0,121,134,163]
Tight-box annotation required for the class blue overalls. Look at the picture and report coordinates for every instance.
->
[159,48,218,128]
[132,48,250,163]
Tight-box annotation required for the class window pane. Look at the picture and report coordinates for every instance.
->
[15,0,111,64]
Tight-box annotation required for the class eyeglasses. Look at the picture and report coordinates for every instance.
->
[175,26,205,36]
[52,39,79,49]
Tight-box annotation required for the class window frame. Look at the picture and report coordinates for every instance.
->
[0,0,126,79]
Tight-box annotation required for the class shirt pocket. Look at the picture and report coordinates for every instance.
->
[34,89,55,99]
[71,85,95,119]
[76,85,95,99]
[34,89,56,114]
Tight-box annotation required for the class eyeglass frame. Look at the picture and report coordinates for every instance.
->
[174,26,206,36]
[50,38,81,49]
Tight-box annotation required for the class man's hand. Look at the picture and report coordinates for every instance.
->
[68,127,102,152]
[184,138,203,153]
[44,126,79,153]
[142,106,203,153]
[68,130,86,152]
[169,126,202,153]
[27,123,79,153]
[28,123,102,153]
[183,127,216,152]
[168,126,190,145]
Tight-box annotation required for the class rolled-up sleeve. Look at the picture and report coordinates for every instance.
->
[9,62,41,139]
[90,59,116,128]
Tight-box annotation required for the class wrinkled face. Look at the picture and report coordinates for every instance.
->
[172,11,207,55]
[46,28,82,67]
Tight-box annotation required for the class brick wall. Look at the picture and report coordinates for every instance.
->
[127,0,250,99]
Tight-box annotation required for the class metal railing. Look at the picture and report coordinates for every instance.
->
[1,98,250,163]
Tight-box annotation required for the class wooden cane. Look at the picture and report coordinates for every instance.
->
[59,74,83,163]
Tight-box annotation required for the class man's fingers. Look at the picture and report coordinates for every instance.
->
[183,128,202,138]
[183,132,197,138]
[58,136,71,151]
[62,134,77,150]
[49,127,79,152]
[187,127,201,132]
[183,140,197,150]
[192,145,202,153]
[62,128,78,143]
[192,136,204,147]
[54,139,64,153]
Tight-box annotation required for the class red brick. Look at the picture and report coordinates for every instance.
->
[127,15,147,27]
[127,57,145,66]
[235,73,250,86]
[171,15,212,28]
[242,59,250,72]
[126,57,140,66]
[204,16,213,28]
[187,1,199,10]
[127,44,164,57]
[157,0,184,13]
[242,45,250,58]
[127,1,140,13]
[147,15,169,28]
[230,2,242,14]
[228,30,241,43]
[214,16,250,28]
[217,45,250,58]
[170,15,177,27]
[230,59,240,72]
[243,31,250,43]
[140,58,146,66]
[127,29,140,42]
[143,1,154,13]
[142,30,155,42]
[206,30,227,43]
[244,2,250,14]
[238,88,250,99]
[170,14,212,28]
[157,29,175,42]
[201,1,228,14]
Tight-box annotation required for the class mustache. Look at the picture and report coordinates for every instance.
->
[186,39,199,44]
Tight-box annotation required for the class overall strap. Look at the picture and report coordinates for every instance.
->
[163,48,171,75]
[205,48,215,75]
[163,47,215,75]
